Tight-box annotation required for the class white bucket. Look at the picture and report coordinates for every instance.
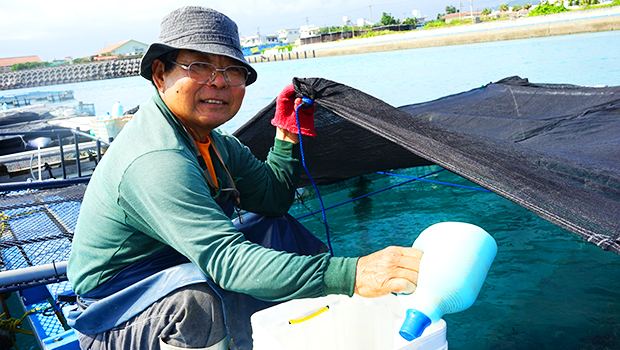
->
[251,294,448,350]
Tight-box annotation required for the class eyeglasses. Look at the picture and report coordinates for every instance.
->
[171,61,249,87]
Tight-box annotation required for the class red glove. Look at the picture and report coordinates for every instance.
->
[271,84,316,137]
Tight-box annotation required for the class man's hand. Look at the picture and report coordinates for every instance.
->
[276,127,299,144]
[354,246,423,298]
[271,84,316,137]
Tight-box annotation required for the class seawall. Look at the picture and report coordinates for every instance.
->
[1,6,618,91]
[0,58,141,91]
[304,6,620,58]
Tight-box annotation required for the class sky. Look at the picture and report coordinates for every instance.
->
[0,0,513,62]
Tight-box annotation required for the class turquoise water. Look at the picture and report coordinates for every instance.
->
[4,30,620,349]
[291,167,620,349]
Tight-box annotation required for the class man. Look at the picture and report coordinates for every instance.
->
[67,6,422,350]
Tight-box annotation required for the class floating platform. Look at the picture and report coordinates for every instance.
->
[1,91,74,108]
[0,184,86,349]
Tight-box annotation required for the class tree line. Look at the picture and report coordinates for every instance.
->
[316,12,418,35]
[426,0,620,27]
[8,58,93,72]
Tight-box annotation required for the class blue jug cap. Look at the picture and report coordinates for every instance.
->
[399,309,432,341]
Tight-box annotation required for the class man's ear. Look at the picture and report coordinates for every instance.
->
[152,59,165,92]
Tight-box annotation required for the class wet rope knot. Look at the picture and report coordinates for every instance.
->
[0,307,43,350]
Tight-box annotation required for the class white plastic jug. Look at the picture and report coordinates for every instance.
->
[398,222,497,341]
[112,101,123,118]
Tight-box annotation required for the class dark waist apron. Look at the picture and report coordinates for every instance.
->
[67,198,328,350]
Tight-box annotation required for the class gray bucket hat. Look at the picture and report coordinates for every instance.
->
[140,6,257,85]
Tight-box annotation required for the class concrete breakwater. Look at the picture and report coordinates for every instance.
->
[305,7,620,58]
[0,58,141,91]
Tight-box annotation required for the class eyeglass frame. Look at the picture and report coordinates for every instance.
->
[170,61,250,87]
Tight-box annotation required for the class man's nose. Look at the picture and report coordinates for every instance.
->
[208,69,228,88]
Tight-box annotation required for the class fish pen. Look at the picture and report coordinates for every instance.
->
[0,76,618,349]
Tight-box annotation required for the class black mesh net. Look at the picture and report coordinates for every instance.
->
[0,184,85,271]
[234,76,620,254]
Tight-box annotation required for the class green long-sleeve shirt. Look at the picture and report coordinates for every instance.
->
[67,93,357,299]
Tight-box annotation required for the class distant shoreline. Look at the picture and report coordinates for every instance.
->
[313,15,619,58]
[250,7,620,61]
[2,7,618,91]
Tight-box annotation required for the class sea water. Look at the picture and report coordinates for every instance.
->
[4,30,620,349]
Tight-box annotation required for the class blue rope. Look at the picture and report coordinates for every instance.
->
[293,96,489,254]
[376,171,491,192]
[295,97,334,256]
[296,168,445,220]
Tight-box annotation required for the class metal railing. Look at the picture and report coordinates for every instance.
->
[0,128,110,191]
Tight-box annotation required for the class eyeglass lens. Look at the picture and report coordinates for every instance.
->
[188,62,248,86]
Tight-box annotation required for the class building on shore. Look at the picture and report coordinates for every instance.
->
[300,24,321,40]
[441,11,483,23]
[276,29,301,44]
[412,10,428,26]
[241,33,283,56]
[357,18,374,27]
[0,56,42,73]
[92,39,148,61]
[241,34,280,47]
